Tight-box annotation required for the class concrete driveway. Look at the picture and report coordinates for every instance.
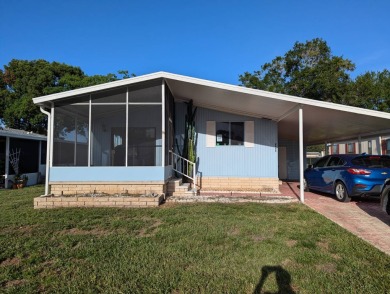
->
[281,182,390,255]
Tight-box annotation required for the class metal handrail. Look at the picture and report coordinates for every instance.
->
[170,151,196,185]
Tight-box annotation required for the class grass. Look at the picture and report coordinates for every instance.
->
[1,186,390,293]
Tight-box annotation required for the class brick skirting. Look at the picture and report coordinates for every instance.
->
[196,177,280,193]
[49,182,166,196]
[34,194,164,209]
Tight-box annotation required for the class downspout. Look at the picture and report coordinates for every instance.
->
[40,106,51,195]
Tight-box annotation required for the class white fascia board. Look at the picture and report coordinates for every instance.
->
[0,131,46,141]
[163,72,390,120]
[32,71,167,105]
[33,71,390,121]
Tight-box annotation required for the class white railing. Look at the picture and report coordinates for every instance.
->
[170,151,196,185]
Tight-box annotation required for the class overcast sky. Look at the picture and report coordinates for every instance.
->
[1,0,389,84]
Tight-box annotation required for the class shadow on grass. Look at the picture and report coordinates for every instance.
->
[253,265,295,294]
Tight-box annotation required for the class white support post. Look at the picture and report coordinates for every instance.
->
[299,106,305,203]
[74,117,77,165]
[50,104,54,168]
[379,136,383,155]
[125,87,129,167]
[88,95,92,167]
[358,136,362,154]
[4,136,10,189]
[40,106,51,195]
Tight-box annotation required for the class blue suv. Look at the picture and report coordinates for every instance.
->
[304,154,390,202]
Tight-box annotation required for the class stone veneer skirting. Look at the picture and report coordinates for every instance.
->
[196,177,280,193]
[49,182,166,196]
[34,194,164,209]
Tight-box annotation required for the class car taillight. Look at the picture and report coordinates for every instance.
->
[347,168,371,175]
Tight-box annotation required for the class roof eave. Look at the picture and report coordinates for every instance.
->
[32,71,390,121]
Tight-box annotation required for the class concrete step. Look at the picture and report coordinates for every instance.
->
[167,178,182,185]
[166,178,198,196]
[171,190,198,197]
[174,183,191,191]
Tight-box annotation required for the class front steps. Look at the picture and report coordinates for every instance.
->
[167,178,198,197]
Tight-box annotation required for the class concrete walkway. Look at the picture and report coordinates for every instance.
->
[281,182,390,255]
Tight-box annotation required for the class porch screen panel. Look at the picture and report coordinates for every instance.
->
[53,103,89,166]
[128,105,162,166]
[9,138,39,174]
[128,81,162,103]
[91,88,126,103]
[41,141,47,164]
[91,104,126,166]
[165,83,174,165]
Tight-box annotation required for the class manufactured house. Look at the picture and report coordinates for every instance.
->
[328,133,390,155]
[32,72,390,202]
[0,128,46,188]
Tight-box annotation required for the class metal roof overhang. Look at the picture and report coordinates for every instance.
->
[33,71,390,145]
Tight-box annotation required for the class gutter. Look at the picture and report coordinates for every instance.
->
[39,106,51,195]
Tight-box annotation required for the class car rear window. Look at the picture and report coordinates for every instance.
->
[351,156,390,168]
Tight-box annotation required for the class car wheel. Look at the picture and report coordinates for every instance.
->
[334,182,351,202]
[304,178,310,192]
[381,185,390,215]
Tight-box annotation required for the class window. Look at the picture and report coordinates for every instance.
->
[327,156,343,167]
[347,143,355,154]
[314,156,329,168]
[351,156,390,168]
[216,122,244,146]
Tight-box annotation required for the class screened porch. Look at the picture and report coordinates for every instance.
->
[49,79,175,183]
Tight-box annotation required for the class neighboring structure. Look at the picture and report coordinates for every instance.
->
[32,72,390,201]
[306,151,324,166]
[328,133,390,155]
[0,128,46,188]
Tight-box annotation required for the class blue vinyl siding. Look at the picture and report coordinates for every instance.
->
[50,166,171,182]
[175,103,278,178]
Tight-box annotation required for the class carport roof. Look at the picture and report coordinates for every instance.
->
[33,71,390,145]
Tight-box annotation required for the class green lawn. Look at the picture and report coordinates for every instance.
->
[1,186,389,293]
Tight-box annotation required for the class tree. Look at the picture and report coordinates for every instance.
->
[239,38,355,104]
[0,59,132,134]
[349,70,390,111]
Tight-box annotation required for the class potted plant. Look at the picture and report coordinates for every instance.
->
[13,174,28,189]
